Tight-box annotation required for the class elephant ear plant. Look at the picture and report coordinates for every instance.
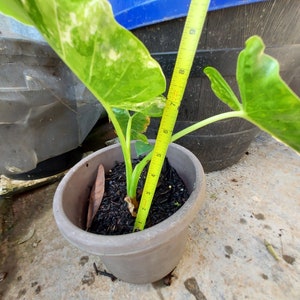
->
[1,0,299,229]
[0,0,167,212]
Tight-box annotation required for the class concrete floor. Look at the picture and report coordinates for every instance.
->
[1,132,300,299]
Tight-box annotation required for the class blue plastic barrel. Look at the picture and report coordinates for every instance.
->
[109,0,267,30]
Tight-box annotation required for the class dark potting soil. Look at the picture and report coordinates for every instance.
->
[88,158,190,235]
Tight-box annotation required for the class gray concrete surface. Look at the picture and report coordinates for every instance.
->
[1,132,299,299]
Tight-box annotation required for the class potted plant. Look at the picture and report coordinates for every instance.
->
[1,0,299,284]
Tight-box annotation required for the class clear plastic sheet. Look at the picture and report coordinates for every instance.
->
[0,16,105,176]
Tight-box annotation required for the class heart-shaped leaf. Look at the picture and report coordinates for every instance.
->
[203,67,242,111]
[237,36,300,152]
[204,36,300,153]
[112,108,150,143]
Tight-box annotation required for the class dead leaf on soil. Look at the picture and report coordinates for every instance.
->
[124,196,138,217]
[86,164,105,230]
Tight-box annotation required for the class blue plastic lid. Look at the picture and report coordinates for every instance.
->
[109,0,267,30]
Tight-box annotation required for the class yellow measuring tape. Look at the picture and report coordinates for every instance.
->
[134,0,210,231]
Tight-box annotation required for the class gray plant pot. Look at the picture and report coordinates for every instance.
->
[53,142,206,284]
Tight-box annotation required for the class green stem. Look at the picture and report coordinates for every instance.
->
[100,109,245,202]
[125,115,133,180]
[128,151,152,198]
[171,111,246,143]
[128,111,246,199]
[126,115,133,151]
[105,106,132,193]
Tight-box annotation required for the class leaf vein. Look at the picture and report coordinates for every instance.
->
[103,63,131,100]
[52,0,65,59]
[88,41,97,83]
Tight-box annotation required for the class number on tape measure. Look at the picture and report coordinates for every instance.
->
[134,0,210,231]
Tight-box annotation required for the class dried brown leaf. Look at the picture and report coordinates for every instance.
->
[124,196,138,217]
[86,164,105,230]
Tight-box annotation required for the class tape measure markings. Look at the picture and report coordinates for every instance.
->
[134,0,210,231]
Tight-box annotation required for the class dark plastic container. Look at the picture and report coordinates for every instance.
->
[131,0,299,172]
[109,0,266,30]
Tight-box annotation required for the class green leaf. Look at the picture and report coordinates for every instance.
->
[0,1,33,25]
[1,0,166,111]
[134,141,153,157]
[237,36,300,152]
[121,95,166,117]
[204,67,242,111]
[112,109,150,143]
[112,108,130,138]
[131,112,150,142]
